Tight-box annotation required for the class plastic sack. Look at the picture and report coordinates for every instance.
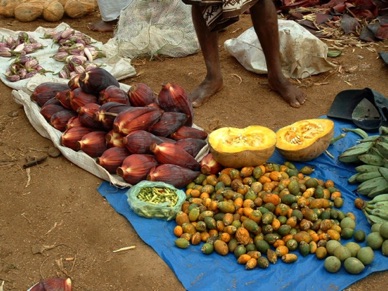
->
[224,19,336,79]
[126,181,186,220]
[102,0,199,59]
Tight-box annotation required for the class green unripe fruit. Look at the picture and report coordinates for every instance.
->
[379,222,388,239]
[353,229,366,242]
[371,223,381,233]
[366,232,384,250]
[345,242,361,257]
[344,257,365,274]
[357,246,375,265]
[324,256,341,273]
[341,227,354,240]
[381,240,388,256]
[340,217,356,229]
[326,240,341,255]
[333,245,352,261]
[175,238,190,249]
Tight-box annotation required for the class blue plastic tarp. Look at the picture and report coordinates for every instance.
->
[97,118,388,291]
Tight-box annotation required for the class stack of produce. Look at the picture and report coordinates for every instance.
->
[0,31,44,57]
[1,27,105,82]
[0,32,47,82]
[30,67,208,187]
[356,195,388,224]
[338,126,388,223]
[169,121,388,273]
[172,160,385,273]
[0,0,97,22]
[43,27,106,79]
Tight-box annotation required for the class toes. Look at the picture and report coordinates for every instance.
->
[192,100,202,108]
[88,24,97,31]
[188,93,197,103]
[290,100,301,108]
[298,95,307,105]
[192,95,212,108]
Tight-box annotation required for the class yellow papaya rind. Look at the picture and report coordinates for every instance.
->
[208,125,277,168]
[276,119,334,162]
[210,146,276,168]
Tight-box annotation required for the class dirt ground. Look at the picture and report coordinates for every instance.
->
[0,7,387,291]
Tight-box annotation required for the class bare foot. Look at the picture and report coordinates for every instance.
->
[268,77,306,108]
[88,20,117,32]
[189,79,223,108]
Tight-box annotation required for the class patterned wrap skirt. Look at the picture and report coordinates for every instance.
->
[182,0,260,31]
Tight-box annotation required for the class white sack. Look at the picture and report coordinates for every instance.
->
[224,19,336,79]
[103,0,199,59]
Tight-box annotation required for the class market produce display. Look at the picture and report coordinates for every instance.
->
[5,55,48,82]
[0,32,47,81]
[169,158,388,274]
[356,195,388,225]
[97,118,388,290]
[1,24,136,95]
[10,45,387,285]
[1,27,106,83]
[338,126,388,224]
[29,66,207,187]
[0,31,44,57]
[2,22,386,290]
[26,61,388,278]
[108,120,387,277]
[43,27,106,79]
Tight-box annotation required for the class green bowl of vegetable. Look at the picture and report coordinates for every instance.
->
[126,180,186,220]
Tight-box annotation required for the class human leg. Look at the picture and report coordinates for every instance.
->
[189,5,224,108]
[250,0,306,108]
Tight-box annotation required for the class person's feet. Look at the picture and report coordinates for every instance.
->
[268,76,306,108]
[189,78,223,108]
[189,76,305,108]
[87,20,117,32]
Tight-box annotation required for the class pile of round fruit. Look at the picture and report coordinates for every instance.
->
[324,221,388,274]
[172,161,387,273]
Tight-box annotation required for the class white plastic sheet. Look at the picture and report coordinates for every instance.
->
[224,19,336,79]
[102,0,199,59]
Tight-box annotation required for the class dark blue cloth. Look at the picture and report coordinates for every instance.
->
[98,118,387,291]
